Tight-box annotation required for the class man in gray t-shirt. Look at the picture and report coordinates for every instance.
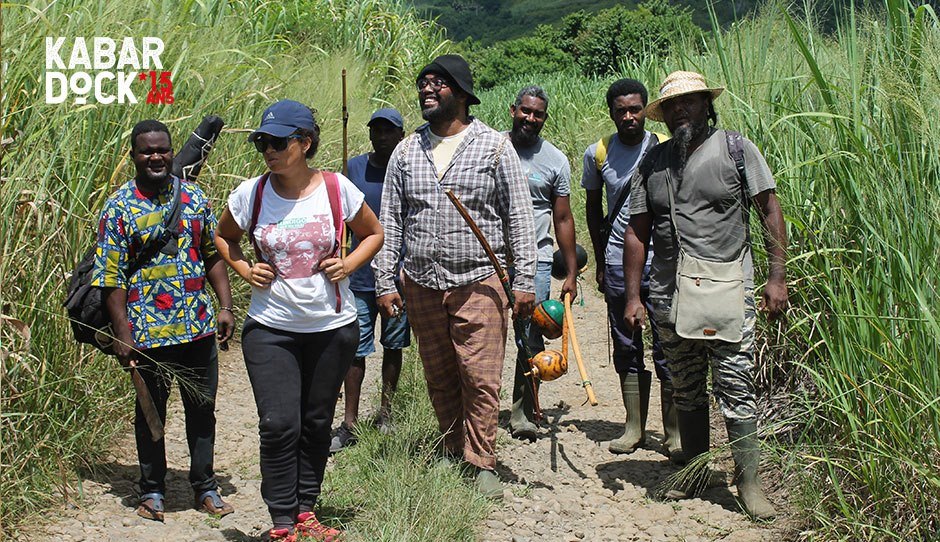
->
[507,85,579,439]
[624,71,788,521]
[581,79,677,458]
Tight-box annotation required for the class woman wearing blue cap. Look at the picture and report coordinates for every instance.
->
[215,99,383,541]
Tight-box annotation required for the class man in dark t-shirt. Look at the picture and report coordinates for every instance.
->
[330,108,409,452]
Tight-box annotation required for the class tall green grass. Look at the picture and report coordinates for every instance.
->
[0,0,449,535]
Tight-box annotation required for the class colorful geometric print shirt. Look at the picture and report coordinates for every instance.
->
[91,178,219,350]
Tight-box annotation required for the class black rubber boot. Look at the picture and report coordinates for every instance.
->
[609,372,650,453]
[664,406,710,499]
[660,381,682,460]
[726,419,777,520]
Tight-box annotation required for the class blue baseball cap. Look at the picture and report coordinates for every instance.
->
[367,108,404,129]
[249,100,316,141]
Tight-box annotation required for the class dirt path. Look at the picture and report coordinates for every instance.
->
[33,286,788,542]
[481,286,789,541]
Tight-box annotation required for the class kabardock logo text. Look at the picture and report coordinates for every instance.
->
[45,37,174,105]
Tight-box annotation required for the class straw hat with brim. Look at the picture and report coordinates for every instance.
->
[645,71,724,122]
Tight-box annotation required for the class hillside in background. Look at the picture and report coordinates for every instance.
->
[407,0,881,43]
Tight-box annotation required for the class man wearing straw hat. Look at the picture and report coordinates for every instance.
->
[623,70,788,520]
[373,54,536,498]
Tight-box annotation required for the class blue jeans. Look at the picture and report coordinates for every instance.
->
[512,261,552,406]
[605,263,670,381]
[353,290,411,358]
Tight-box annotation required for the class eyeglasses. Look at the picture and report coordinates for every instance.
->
[416,77,450,92]
[253,134,303,153]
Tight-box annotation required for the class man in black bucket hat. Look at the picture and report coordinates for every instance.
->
[415,54,482,106]
[373,54,536,499]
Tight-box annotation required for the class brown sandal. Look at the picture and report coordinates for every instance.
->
[196,489,234,517]
[137,492,165,522]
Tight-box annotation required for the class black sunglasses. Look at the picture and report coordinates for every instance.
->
[253,134,303,153]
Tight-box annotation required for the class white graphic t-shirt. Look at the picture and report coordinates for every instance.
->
[228,173,365,332]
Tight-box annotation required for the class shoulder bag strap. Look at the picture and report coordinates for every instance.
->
[662,145,685,255]
[602,132,659,234]
[323,171,343,257]
[724,130,751,256]
[128,177,182,277]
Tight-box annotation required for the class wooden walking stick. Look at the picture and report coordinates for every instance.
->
[341,68,349,177]
[564,292,598,406]
[444,189,542,421]
[340,68,350,259]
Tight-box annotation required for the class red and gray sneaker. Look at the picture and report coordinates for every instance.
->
[264,527,296,541]
[295,511,342,541]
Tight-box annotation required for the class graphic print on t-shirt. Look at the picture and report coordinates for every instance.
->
[257,215,334,280]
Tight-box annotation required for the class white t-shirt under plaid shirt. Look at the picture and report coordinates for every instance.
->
[373,118,537,296]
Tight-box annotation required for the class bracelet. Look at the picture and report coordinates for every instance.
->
[219,306,234,313]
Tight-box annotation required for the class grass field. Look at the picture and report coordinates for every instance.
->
[2,1,938,540]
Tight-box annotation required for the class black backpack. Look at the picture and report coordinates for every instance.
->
[63,178,182,354]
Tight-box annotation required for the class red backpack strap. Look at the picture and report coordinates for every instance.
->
[323,171,343,255]
[322,171,344,312]
[248,173,270,263]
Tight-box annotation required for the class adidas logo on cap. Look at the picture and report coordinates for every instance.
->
[264,112,275,121]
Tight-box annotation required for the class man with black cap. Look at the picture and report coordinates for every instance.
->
[373,54,536,498]
[331,108,409,452]
[624,71,787,520]
[505,85,579,440]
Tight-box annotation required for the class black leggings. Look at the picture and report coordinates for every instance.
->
[242,317,358,522]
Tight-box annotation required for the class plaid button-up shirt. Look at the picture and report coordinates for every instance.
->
[373,118,536,296]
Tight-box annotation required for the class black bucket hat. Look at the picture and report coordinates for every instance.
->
[417,54,481,106]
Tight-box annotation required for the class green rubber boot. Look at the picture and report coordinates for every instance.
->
[509,397,538,440]
[609,372,650,454]
[664,406,710,499]
[726,419,777,520]
[474,468,504,500]
[660,381,682,460]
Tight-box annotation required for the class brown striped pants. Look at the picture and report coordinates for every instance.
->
[403,273,509,469]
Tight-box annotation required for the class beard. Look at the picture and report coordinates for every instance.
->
[673,124,695,179]
[421,93,459,123]
[135,163,171,188]
[672,118,708,180]
[510,124,540,147]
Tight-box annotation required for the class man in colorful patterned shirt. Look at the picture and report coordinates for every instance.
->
[92,119,235,522]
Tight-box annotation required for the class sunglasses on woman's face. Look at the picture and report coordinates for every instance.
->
[253,134,303,153]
